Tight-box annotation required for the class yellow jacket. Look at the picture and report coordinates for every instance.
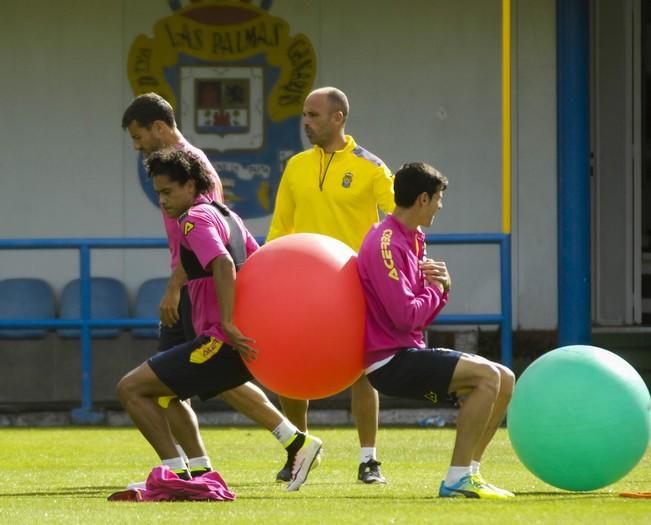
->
[267,135,395,252]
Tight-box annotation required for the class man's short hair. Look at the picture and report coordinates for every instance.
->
[146,149,214,196]
[311,87,350,118]
[394,162,448,207]
[121,93,176,129]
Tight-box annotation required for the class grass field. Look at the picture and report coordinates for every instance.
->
[0,426,648,524]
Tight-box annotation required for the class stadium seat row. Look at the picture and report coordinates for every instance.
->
[0,277,168,339]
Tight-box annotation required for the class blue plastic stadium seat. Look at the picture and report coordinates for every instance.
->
[57,277,129,338]
[132,277,167,339]
[0,278,56,339]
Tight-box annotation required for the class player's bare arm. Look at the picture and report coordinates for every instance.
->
[210,255,257,361]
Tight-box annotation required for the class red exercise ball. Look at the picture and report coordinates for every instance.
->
[234,233,365,400]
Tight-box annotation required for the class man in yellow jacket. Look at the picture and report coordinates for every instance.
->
[267,86,395,484]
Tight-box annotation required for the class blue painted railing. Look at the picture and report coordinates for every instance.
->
[0,238,168,423]
[425,233,512,369]
[0,234,511,423]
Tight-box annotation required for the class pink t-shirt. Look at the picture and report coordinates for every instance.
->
[162,139,224,269]
[178,195,258,341]
[357,215,448,367]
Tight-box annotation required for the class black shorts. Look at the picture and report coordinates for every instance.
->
[148,335,253,401]
[158,285,196,352]
[367,348,462,406]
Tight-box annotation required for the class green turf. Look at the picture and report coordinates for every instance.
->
[0,426,648,524]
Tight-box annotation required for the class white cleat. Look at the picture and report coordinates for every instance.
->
[286,434,323,491]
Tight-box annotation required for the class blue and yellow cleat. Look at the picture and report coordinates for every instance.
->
[438,474,509,499]
[477,475,515,497]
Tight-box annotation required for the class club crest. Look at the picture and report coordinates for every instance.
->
[128,0,316,220]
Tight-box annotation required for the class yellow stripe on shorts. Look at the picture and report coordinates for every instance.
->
[189,337,223,364]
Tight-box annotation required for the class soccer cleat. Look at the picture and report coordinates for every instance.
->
[127,466,203,489]
[275,456,292,483]
[358,459,387,484]
[190,467,212,478]
[286,434,323,491]
[172,468,192,481]
[477,475,515,497]
[438,474,509,499]
[276,438,321,482]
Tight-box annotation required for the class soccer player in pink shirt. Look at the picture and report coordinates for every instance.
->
[117,149,322,492]
[357,162,515,499]
[121,93,291,477]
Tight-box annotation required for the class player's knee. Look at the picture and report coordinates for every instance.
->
[498,365,515,398]
[116,372,138,404]
[475,363,501,399]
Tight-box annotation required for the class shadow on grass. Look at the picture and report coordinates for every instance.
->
[512,490,619,498]
[229,494,436,501]
[0,489,433,503]
[0,485,621,502]
[0,486,115,498]
[230,481,396,491]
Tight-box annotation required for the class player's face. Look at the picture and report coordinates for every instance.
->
[153,174,195,218]
[422,190,443,227]
[302,93,339,147]
[126,121,166,158]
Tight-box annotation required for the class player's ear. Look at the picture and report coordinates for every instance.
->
[185,178,197,195]
[152,120,166,135]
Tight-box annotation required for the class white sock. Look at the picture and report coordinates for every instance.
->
[175,444,189,463]
[188,456,212,471]
[444,466,471,486]
[470,460,481,475]
[272,420,300,447]
[162,456,188,472]
[360,447,376,464]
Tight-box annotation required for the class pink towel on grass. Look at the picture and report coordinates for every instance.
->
[108,466,236,502]
[140,466,236,502]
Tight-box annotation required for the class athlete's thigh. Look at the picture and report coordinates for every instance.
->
[120,360,177,398]
[448,353,499,395]
[368,347,461,404]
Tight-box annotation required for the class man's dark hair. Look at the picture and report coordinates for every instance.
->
[121,92,176,129]
[394,162,448,207]
[146,149,214,196]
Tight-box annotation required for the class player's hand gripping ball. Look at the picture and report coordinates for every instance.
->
[234,233,365,399]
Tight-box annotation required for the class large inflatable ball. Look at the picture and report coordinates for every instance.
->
[234,233,365,400]
[508,345,650,491]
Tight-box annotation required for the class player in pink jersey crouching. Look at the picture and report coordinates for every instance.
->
[357,162,515,499]
[116,149,321,493]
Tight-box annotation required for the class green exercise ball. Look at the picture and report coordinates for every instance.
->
[507,345,650,491]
